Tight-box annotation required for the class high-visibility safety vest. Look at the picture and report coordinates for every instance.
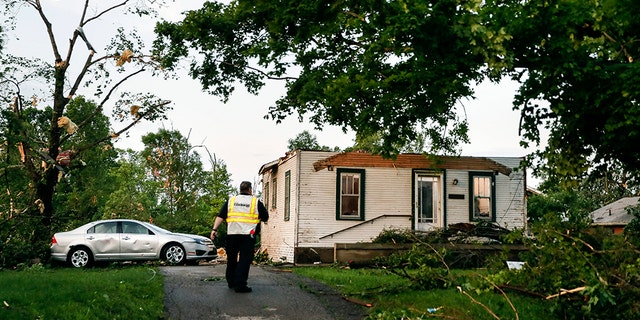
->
[226,195,261,235]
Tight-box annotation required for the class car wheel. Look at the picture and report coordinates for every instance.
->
[68,247,93,268]
[162,243,186,265]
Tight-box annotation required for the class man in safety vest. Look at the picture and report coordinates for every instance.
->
[211,181,269,293]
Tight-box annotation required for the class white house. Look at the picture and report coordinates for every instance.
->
[258,150,528,264]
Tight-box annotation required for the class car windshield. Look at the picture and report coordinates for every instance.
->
[141,222,172,234]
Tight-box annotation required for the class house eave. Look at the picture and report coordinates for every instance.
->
[589,196,640,226]
[259,150,301,175]
[313,151,514,175]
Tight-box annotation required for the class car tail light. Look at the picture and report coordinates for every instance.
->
[51,235,57,245]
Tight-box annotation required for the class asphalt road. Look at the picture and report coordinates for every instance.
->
[160,263,367,320]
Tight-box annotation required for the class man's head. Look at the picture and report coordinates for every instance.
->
[239,181,252,194]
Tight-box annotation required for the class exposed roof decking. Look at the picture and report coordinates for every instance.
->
[312,152,515,175]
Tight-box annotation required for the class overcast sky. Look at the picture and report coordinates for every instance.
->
[5,0,543,188]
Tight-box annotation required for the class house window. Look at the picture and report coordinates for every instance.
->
[263,181,270,208]
[284,170,291,221]
[271,177,277,209]
[336,168,365,220]
[469,172,495,221]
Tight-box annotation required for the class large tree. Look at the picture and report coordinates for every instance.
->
[490,0,640,183]
[0,1,173,249]
[153,0,640,180]
[153,0,494,159]
[287,130,339,151]
[52,97,119,225]
[140,129,210,217]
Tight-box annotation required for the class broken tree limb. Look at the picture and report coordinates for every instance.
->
[342,296,372,307]
[546,286,586,300]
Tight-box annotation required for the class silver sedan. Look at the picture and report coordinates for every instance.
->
[51,219,217,267]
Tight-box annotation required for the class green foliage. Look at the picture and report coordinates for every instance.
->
[153,0,493,159]
[0,1,175,267]
[102,150,162,222]
[0,220,46,268]
[253,248,272,265]
[153,0,640,177]
[624,205,640,240]
[295,266,551,319]
[371,218,640,319]
[375,242,455,290]
[286,130,339,151]
[54,97,119,224]
[0,123,234,269]
[103,129,234,237]
[371,228,416,244]
[0,97,118,267]
[349,120,470,156]
[527,188,602,224]
[488,217,640,319]
[494,0,640,174]
[140,129,208,219]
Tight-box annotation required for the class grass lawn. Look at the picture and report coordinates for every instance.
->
[294,266,552,320]
[1,263,552,320]
[0,265,164,320]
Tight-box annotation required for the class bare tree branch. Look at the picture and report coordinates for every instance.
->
[74,100,172,154]
[67,51,96,100]
[61,67,147,145]
[32,0,63,63]
[83,1,129,26]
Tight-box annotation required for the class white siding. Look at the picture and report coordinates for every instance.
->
[491,157,527,229]
[443,157,527,229]
[444,172,470,225]
[298,164,413,247]
[259,153,300,263]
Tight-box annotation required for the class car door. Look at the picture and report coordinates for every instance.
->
[119,221,159,260]
[87,221,120,260]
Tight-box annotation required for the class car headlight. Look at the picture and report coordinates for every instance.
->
[189,238,211,245]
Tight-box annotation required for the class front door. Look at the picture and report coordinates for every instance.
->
[414,173,442,231]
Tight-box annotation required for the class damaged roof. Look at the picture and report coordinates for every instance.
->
[312,151,515,175]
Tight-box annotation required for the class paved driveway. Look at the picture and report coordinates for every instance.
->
[160,264,367,320]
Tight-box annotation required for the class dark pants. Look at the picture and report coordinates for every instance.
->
[225,234,255,288]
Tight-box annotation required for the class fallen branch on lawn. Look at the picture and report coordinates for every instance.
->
[342,296,372,307]
[546,286,586,300]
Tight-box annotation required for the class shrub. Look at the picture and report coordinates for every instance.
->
[371,228,417,244]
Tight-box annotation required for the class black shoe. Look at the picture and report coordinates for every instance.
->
[234,286,252,293]
[228,283,235,289]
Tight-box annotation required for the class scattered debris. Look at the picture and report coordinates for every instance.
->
[56,150,72,166]
[202,276,224,282]
[506,261,526,270]
[116,49,134,66]
[442,222,514,243]
[57,116,78,134]
[342,296,372,307]
[427,306,443,313]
